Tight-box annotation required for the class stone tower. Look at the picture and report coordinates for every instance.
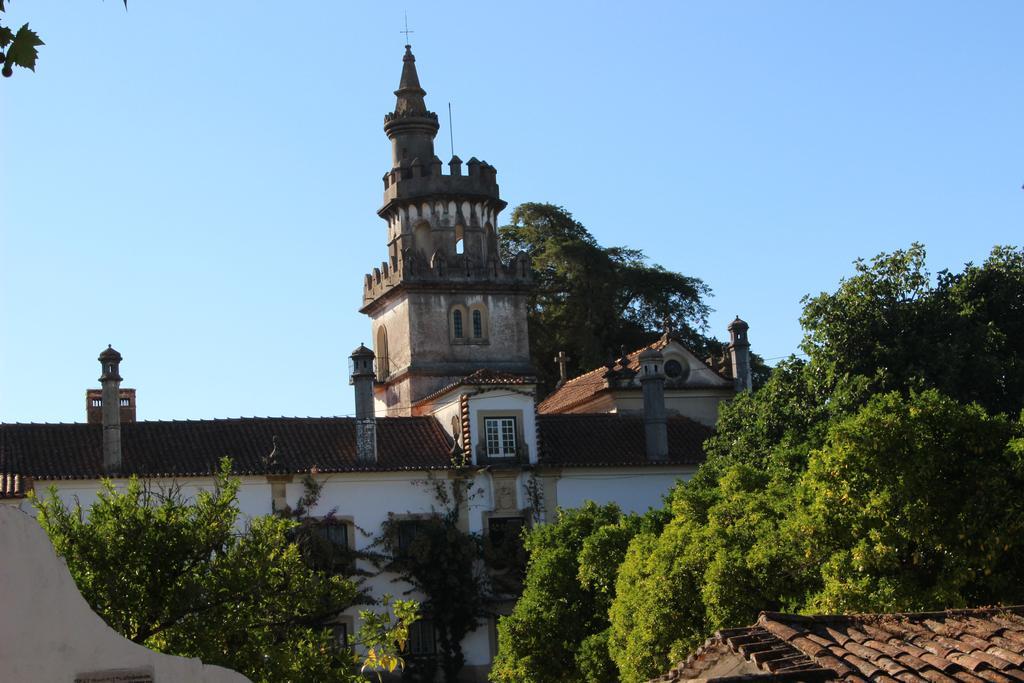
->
[361,45,533,415]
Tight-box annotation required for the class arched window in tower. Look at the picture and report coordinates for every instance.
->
[375,326,389,381]
[452,310,464,339]
[454,224,465,255]
[469,305,488,341]
[472,310,483,339]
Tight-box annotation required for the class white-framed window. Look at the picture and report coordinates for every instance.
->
[485,417,517,458]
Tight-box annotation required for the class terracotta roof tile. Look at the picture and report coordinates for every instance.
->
[0,417,455,481]
[539,335,733,414]
[652,607,1024,683]
[416,369,536,405]
[537,414,711,467]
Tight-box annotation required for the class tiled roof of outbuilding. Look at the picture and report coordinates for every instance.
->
[652,606,1024,683]
[537,414,712,467]
[0,417,456,481]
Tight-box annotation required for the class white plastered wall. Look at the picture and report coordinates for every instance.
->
[0,506,251,682]
[554,466,697,514]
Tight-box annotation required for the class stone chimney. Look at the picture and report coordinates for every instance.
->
[349,344,377,463]
[97,345,123,473]
[727,316,752,392]
[637,347,668,461]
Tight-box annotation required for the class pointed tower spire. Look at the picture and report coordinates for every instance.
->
[384,45,439,167]
[394,45,428,116]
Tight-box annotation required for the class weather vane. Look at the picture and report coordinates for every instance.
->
[401,12,414,45]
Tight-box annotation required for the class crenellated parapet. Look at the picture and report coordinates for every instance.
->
[362,250,532,307]
[379,155,503,214]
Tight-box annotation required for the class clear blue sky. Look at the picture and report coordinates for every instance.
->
[2,2,1021,423]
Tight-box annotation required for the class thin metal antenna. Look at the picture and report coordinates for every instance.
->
[400,12,414,44]
[448,102,455,158]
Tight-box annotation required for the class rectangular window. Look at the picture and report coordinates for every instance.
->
[407,618,437,656]
[333,622,349,650]
[306,521,353,572]
[396,519,424,556]
[485,417,517,458]
[316,524,349,550]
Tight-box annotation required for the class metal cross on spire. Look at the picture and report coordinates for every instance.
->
[401,12,414,45]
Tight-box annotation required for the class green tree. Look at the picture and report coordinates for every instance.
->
[499,203,717,392]
[604,244,1024,681]
[33,459,416,683]
[490,502,655,683]
[800,243,1024,416]
[799,390,1024,613]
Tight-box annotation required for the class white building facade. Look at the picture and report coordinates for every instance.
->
[0,44,757,681]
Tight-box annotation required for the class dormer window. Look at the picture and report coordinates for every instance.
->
[485,417,517,458]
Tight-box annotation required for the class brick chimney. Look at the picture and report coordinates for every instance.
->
[727,316,752,392]
[637,347,668,461]
[86,388,136,424]
[97,345,124,473]
[349,344,377,463]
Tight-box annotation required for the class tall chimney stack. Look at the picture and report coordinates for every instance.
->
[637,347,668,461]
[727,316,752,392]
[349,344,377,463]
[98,345,123,473]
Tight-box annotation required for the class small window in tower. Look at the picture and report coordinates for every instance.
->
[455,238,464,254]
[472,310,483,338]
[453,310,464,338]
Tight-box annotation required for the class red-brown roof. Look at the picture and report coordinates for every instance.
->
[537,414,712,467]
[538,336,729,414]
[653,606,1024,683]
[0,417,456,481]
[416,369,536,405]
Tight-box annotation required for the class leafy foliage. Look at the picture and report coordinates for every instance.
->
[1,1,126,78]
[500,244,1024,682]
[490,502,660,683]
[800,243,1024,416]
[799,390,1024,612]
[604,244,1024,681]
[33,459,416,683]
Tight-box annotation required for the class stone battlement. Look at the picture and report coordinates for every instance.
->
[381,156,501,210]
[384,110,440,125]
[363,250,531,306]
